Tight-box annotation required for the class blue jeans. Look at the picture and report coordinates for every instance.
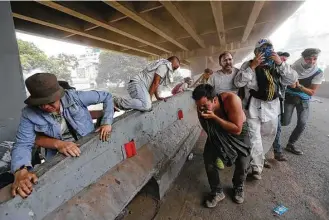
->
[282,97,310,145]
[272,115,282,153]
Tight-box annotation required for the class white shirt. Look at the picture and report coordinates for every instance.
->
[234,62,298,122]
[208,67,239,94]
[132,61,173,89]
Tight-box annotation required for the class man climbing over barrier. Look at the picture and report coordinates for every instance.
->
[11,73,114,198]
[192,84,250,206]
[114,56,180,111]
[190,68,213,88]
[171,77,193,95]
[208,51,239,94]
[234,38,297,180]
[283,48,324,155]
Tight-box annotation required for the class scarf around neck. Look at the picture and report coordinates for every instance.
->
[292,58,319,80]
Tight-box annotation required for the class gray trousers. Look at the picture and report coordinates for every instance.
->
[282,98,310,145]
[115,80,152,111]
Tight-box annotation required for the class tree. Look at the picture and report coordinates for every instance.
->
[17,39,77,81]
[45,53,78,81]
[97,51,148,87]
[17,39,48,73]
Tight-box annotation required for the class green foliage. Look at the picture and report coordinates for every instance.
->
[17,39,77,81]
[17,39,48,72]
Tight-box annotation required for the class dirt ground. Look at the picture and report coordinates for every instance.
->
[124,97,329,220]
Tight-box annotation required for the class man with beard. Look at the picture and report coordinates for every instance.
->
[208,51,239,94]
[114,56,180,111]
[283,48,324,155]
[234,38,297,180]
[192,84,250,206]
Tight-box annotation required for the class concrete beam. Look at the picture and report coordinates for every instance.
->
[104,1,188,51]
[242,1,265,43]
[153,40,255,61]
[161,2,206,48]
[12,13,159,56]
[210,1,226,45]
[36,1,171,54]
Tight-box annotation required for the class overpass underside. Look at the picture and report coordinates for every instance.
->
[0,1,305,219]
[11,1,303,71]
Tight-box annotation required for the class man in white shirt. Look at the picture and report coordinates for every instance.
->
[234,38,297,180]
[114,56,180,111]
[208,51,239,94]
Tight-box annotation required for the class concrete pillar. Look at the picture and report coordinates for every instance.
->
[0,2,26,142]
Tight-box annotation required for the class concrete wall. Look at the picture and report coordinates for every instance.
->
[0,2,26,142]
[0,91,201,220]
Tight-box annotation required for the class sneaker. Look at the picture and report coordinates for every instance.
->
[286,143,303,155]
[216,158,225,170]
[264,159,272,169]
[252,171,262,180]
[233,186,245,204]
[274,152,287,161]
[205,192,225,208]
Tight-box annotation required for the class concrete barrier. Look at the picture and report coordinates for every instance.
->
[0,91,201,220]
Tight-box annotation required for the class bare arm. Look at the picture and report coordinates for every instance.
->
[201,94,245,135]
[35,134,61,149]
[149,73,162,100]
[299,83,320,96]
[35,134,80,157]
[216,95,245,135]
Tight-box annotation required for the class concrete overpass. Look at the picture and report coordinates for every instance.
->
[0,1,306,219]
[0,1,304,142]
[11,1,303,70]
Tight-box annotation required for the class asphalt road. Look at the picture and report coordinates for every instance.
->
[152,97,329,220]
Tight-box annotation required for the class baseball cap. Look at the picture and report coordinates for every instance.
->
[277,52,290,57]
[255,38,273,49]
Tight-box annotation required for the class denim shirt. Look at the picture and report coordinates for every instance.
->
[11,90,114,173]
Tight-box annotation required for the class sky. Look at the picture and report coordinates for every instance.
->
[16,0,328,70]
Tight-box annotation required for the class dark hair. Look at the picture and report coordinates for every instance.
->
[192,84,216,101]
[218,51,232,63]
[167,56,180,64]
[301,48,321,58]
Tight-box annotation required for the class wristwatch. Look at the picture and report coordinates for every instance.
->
[14,165,33,174]
[298,84,304,90]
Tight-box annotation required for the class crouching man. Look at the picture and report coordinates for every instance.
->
[192,84,250,207]
[11,73,114,198]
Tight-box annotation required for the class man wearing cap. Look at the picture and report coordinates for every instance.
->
[11,73,114,198]
[272,52,292,161]
[208,51,240,95]
[234,39,297,180]
[283,48,324,155]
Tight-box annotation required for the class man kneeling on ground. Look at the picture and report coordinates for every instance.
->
[11,73,114,198]
[192,84,250,206]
